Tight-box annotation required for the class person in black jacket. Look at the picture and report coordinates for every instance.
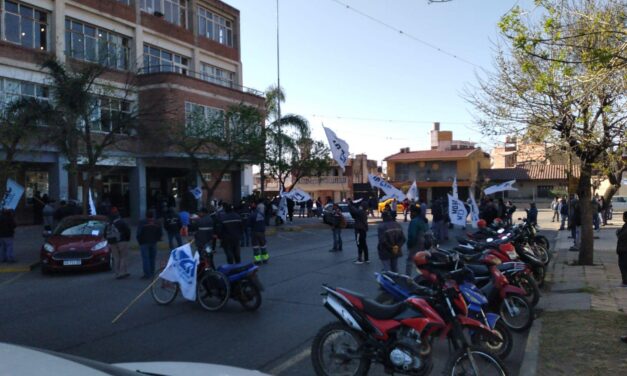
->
[348,199,369,264]
[107,207,131,279]
[193,207,217,252]
[136,210,163,278]
[163,207,183,250]
[217,204,243,264]
[377,211,406,272]
[249,202,268,264]
[0,209,17,263]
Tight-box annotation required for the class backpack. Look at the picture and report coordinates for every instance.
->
[106,222,121,243]
[338,214,347,229]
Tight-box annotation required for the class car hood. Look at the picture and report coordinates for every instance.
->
[114,362,270,376]
[46,235,103,251]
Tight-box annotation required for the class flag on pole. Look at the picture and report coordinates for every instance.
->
[323,125,350,172]
[484,180,518,195]
[469,190,480,228]
[282,187,312,203]
[448,194,468,226]
[0,179,25,210]
[88,188,97,215]
[159,243,199,301]
[368,174,405,200]
[277,196,288,222]
[406,181,418,201]
[452,176,458,199]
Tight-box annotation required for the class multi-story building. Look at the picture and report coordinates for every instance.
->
[0,0,264,222]
[384,123,491,202]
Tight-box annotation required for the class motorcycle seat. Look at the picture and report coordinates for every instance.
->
[218,263,255,276]
[465,264,489,276]
[336,288,407,320]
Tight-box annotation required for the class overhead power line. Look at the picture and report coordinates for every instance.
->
[329,0,481,68]
[311,114,474,126]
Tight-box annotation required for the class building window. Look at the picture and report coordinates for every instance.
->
[2,0,48,50]
[197,6,233,47]
[200,63,235,88]
[82,98,132,133]
[537,185,553,198]
[64,19,130,70]
[140,0,187,27]
[0,77,49,110]
[184,101,224,137]
[142,44,189,74]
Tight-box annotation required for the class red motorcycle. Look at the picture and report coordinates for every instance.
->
[311,273,509,376]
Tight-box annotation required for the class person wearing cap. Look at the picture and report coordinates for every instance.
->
[107,207,131,279]
[348,199,369,264]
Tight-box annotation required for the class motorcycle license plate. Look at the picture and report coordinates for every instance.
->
[63,259,81,266]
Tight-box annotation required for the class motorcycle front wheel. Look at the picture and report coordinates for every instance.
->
[311,321,371,376]
[499,294,534,332]
[151,267,179,305]
[237,279,262,311]
[443,347,509,376]
[513,273,540,307]
[472,319,513,360]
[196,270,230,311]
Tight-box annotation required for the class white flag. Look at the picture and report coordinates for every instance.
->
[484,180,518,195]
[159,243,199,301]
[323,126,350,172]
[469,191,480,229]
[1,179,25,210]
[452,176,458,199]
[368,174,405,200]
[448,194,468,226]
[277,196,288,222]
[406,181,418,201]
[190,187,203,200]
[282,187,312,203]
[88,188,97,215]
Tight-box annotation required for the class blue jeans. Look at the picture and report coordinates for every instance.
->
[167,231,182,250]
[0,238,14,261]
[560,214,568,229]
[140,243,157,277]
[332,228,342,250]
[241,227,251,247]
[381,257,399,273]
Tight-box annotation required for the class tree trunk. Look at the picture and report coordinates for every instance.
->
[67,160,79,201]
[578,164,594,265]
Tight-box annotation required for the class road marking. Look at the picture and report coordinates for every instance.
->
[0,272,25,287]
[268,347,311,375]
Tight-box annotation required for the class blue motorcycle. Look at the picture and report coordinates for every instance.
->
[375,271,513,359]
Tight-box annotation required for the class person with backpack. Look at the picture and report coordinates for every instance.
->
[106,207,131,279]
[377,211,406,272]
[329,203,344,252]
[163,207,183,250]
[406,206,428,276]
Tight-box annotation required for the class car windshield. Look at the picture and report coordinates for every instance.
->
[54,219,106,237]
[339,205,350,213]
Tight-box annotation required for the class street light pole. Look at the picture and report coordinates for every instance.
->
[276,0,283,192]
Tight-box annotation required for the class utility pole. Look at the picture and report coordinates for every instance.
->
[275,0,283,192]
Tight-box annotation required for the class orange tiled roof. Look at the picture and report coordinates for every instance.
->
[481,164,580,181]
[384,148,480,161]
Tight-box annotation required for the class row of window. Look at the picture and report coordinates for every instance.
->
[65,19,130,71]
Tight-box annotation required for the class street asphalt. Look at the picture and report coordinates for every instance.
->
[0,212,548,375]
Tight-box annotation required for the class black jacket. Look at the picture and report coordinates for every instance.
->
[377,219,406,260]
[348,203,368,232]
[217,211,243,242]
[0,211,16,238]
[193,214,216,249]
[136,219,162,245]
[112,218,131,242]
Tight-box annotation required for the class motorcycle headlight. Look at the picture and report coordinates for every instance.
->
[43,243,55,253]
[91,240,108,251]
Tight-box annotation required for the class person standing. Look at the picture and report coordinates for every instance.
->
[178,208,190,238]
[402,198,410,222]
[329,203,344,252]
[298,201,306,218]
[42,198,55,230]
[559,197,569,230]
[136,210,162,279]
[193,207,217,252]
[163,207,183,250]
[591,198,600,231]
[551,197,559,222]
[348,200,369,264]
[239,202,252,247]
[286,198,295,222]
[377,211,406,272]
[217,203,243,264]
[0,209,17,263]
[250,201,269,264]
[107,207,131,279]
[406,206,428,276]
[306,199,314,218]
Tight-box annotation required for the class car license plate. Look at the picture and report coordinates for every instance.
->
[63,259,81,266]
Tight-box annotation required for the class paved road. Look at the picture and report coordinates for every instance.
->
[0,216,541,375]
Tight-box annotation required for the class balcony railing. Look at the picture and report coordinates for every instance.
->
[299,177,349,185]
[138,65,263,97]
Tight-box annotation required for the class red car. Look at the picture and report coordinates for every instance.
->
[40,215,112,274]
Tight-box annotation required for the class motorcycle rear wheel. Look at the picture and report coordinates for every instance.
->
[196,270,230,311]
[472,320,513,360]
[499,294,533,332]
[311,321,371,376]
[151,267,179,305]
[513,273,540,307]
[443,346,509,376]
[237,279,262,311]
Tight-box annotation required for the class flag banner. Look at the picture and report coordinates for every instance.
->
[277,196,288,222]
[448,194,468,226]
[191,187,203,200]
[484,180,518,195]
[453,176,458,199]
[323,126,350,172]
[1,179,24,210]
[368,174,405,200]
[469,190,480,228]
[159,243,199,301]
[281,188,312,203]
[406,181,418,201]
[88,189,97,216]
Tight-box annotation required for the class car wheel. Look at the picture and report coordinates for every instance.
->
[104,253,113,271]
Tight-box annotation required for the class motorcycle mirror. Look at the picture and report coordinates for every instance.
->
[497,228,505,234]
[486,238,494,242]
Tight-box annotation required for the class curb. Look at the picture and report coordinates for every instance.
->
[0,260,39,273]
[519,319,542,376]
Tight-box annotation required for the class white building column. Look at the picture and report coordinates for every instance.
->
[52,0,66,61]
[241,164,253,197]
[130,158,147,221]
[48,155,68,201]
